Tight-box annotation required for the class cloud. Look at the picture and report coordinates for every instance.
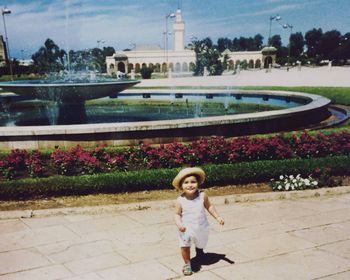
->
[5,0,169,57]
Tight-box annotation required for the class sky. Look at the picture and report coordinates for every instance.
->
[0,0,350,59]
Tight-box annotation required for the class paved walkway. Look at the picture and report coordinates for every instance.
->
[1,188,350,279]
[139,66,350,87]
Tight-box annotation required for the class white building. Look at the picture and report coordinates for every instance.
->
[106,9,276,76]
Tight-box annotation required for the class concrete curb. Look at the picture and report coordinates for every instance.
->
[1,185,350,220]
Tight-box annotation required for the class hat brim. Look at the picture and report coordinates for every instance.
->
[172,167,205,190]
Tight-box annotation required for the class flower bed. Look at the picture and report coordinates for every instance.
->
[0,130,349,180]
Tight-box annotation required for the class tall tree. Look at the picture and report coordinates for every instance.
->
[217,37,232,52]
[190,37,224,76]
[340,33,350,62]
[253,34,264,50]
[270,35,282,49]
[290,32,305,60]
[32,38,66,73]
[305,28,323,61]
[319,30,341,60]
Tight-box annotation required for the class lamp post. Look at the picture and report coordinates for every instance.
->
[2,7,12,79]
[164,12,175,75]
[283,23,293,69]
[268,14,281,46]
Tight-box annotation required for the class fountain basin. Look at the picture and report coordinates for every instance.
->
[0,79,140,102]
[0,89,331,150]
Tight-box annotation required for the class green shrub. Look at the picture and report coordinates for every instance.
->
[0,156,349,200]
[140,66,154,79]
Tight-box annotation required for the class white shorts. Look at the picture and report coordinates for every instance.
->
[178,225,209,248]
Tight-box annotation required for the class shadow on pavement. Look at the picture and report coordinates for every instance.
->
[191,252,235,272]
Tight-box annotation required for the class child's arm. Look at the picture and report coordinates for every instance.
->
[174,202,186,232]
[203,192,225,225]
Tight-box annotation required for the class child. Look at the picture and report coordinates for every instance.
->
[173,167,225,276]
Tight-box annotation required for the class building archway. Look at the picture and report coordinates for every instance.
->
[255,59,261,68]
[235,60,240,69]
[182,62,188,72]
[264,56,273,68]
[169,63,174,71]
[162,63,167,72]
[135,63,141,73]
[128,63,134,73]
[155,63,161,72]
[175,62,181,72]
[117,62,126,73]
[248,59,254,68]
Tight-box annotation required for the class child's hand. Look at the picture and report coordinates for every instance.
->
[217,217,225,225]
[179,226,186,232]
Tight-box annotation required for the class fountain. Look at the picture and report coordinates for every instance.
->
[0,85,339,150]
[0,78,140,124]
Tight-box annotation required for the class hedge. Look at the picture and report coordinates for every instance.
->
[0,155,349,200]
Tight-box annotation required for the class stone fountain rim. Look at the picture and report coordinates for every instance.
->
[0,79,140,88]
[0,89,331,137]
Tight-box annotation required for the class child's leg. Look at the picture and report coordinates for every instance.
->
[181,247,191,263]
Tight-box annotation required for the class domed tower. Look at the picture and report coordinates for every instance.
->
[173,9,185,51]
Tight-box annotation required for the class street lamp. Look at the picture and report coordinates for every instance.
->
[268,14,281,46]
[2,7,12,79]
[283,23,293,69]
[164,12,175,75]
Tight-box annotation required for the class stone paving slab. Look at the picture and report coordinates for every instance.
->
[0,249,52,275]
[0,265,73,280]
[97,259,178,280]
[0,225,78,252]
[0,190,350,279]
[317,270,350,280]
[212,248,350,280]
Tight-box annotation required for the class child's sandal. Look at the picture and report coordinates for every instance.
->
[182,263,193,276]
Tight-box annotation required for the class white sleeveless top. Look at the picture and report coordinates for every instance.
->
[177,191,208,228]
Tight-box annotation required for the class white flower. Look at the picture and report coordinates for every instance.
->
[292,179,297,183]
[305,179,310,186]
[279,175,284,180]
[289,175,294,179]
[285,183,290,190]
[278,185,282,190]
[296,174,301,179]
[312,181,318,186]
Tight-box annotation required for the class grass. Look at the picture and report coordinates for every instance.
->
[236,86,350,106]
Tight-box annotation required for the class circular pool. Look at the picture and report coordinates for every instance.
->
[0,89,331,150]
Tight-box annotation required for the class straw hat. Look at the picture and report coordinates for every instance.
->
[172,167,205,190]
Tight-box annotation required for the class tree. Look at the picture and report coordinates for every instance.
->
[290,32,305,60]
[305,28,323,61]
[32,38,66,73]
[270,35,282,49]
[339,33,350,63]
[217,37,232,52]
[319,30,341,61]
[253,34,264,50]
[67,46,116,73]
[190,37,224,76]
